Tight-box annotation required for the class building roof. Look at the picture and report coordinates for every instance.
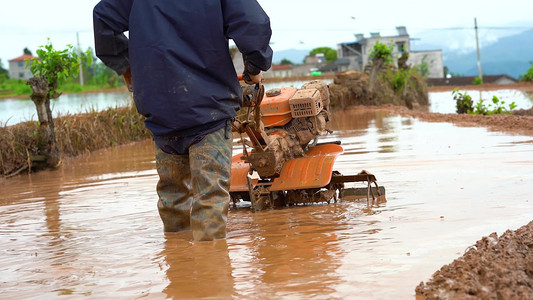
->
[272,64,292,70]
[8,54,37,62]
[335,57,351,65]
[411,49,442,53]
[426,75,518,86]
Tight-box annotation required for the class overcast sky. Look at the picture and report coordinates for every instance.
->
[1,0,532,67]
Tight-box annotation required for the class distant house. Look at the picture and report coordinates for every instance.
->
[304,53,326,64]
[232,46,336,78]
[337,26,445,78]
[8,54,36,80]
[335,57,351,72]
[232,51,296,78]
[269,64,293,78]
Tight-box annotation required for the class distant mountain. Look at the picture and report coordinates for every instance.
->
[272,28,533,79]
[434,29,533,79]
[272,49,310,64]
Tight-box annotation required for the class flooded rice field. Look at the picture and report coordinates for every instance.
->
[1,83,533,126]
[1,108,532,299]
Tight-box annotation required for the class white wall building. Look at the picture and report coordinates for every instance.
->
[8,54,36,80]
[337,26,444,78]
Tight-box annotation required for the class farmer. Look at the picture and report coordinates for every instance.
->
[93,0,272,241]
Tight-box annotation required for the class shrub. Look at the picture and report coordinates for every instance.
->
[369,41,393,65]
[453,89,473,114]
[520,62,533,82]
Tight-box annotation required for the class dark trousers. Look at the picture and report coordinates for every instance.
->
[155,127,232,241]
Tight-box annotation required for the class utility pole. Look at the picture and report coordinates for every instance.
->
[77,32,84,87]
[474,18,483,83]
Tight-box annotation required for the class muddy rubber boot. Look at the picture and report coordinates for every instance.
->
[189,127,232,241]
[155,145,193,232]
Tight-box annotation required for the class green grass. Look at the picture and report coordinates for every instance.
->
[0,78,126,99]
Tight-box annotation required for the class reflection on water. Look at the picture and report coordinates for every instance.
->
[160,237,235,298]
[0,92,132,126]
[0,81,327,126]
[524,91,533,101]
[1,109,532,299]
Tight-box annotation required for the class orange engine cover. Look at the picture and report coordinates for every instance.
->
[260,87,297,127]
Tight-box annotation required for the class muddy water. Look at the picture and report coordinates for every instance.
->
[1,109,532,299]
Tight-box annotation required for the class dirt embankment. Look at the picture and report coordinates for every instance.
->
[428,81,533,93]
[359,104,533,137]
[415,221,533,299]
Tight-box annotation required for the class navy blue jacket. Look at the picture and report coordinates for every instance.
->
[93,0,272,137]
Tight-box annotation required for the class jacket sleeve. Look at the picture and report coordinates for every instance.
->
[222,0,273,74]
[93,0,133,75]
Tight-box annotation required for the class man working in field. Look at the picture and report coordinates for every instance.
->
[93,0,272,241]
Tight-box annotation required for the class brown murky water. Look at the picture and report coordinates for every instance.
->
[1,109,532,299]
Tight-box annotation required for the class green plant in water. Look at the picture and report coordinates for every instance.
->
[452,89,473,114]
[453,89,517,115]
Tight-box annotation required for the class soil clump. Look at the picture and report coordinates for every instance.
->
[329,69,429,109]
[415,221,533,299]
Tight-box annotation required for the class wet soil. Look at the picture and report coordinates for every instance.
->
[415,221,533,299]
[342,104,533,298]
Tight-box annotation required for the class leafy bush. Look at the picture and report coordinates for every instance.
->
[473,77,483,85]
[27,39,90,98]
[369,41,393,65]
[391,69,407,92]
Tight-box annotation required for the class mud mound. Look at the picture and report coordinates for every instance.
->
[329,69,428,109]
[329,71,374,107]
[359,105,533,137]
[415,221,533,299]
